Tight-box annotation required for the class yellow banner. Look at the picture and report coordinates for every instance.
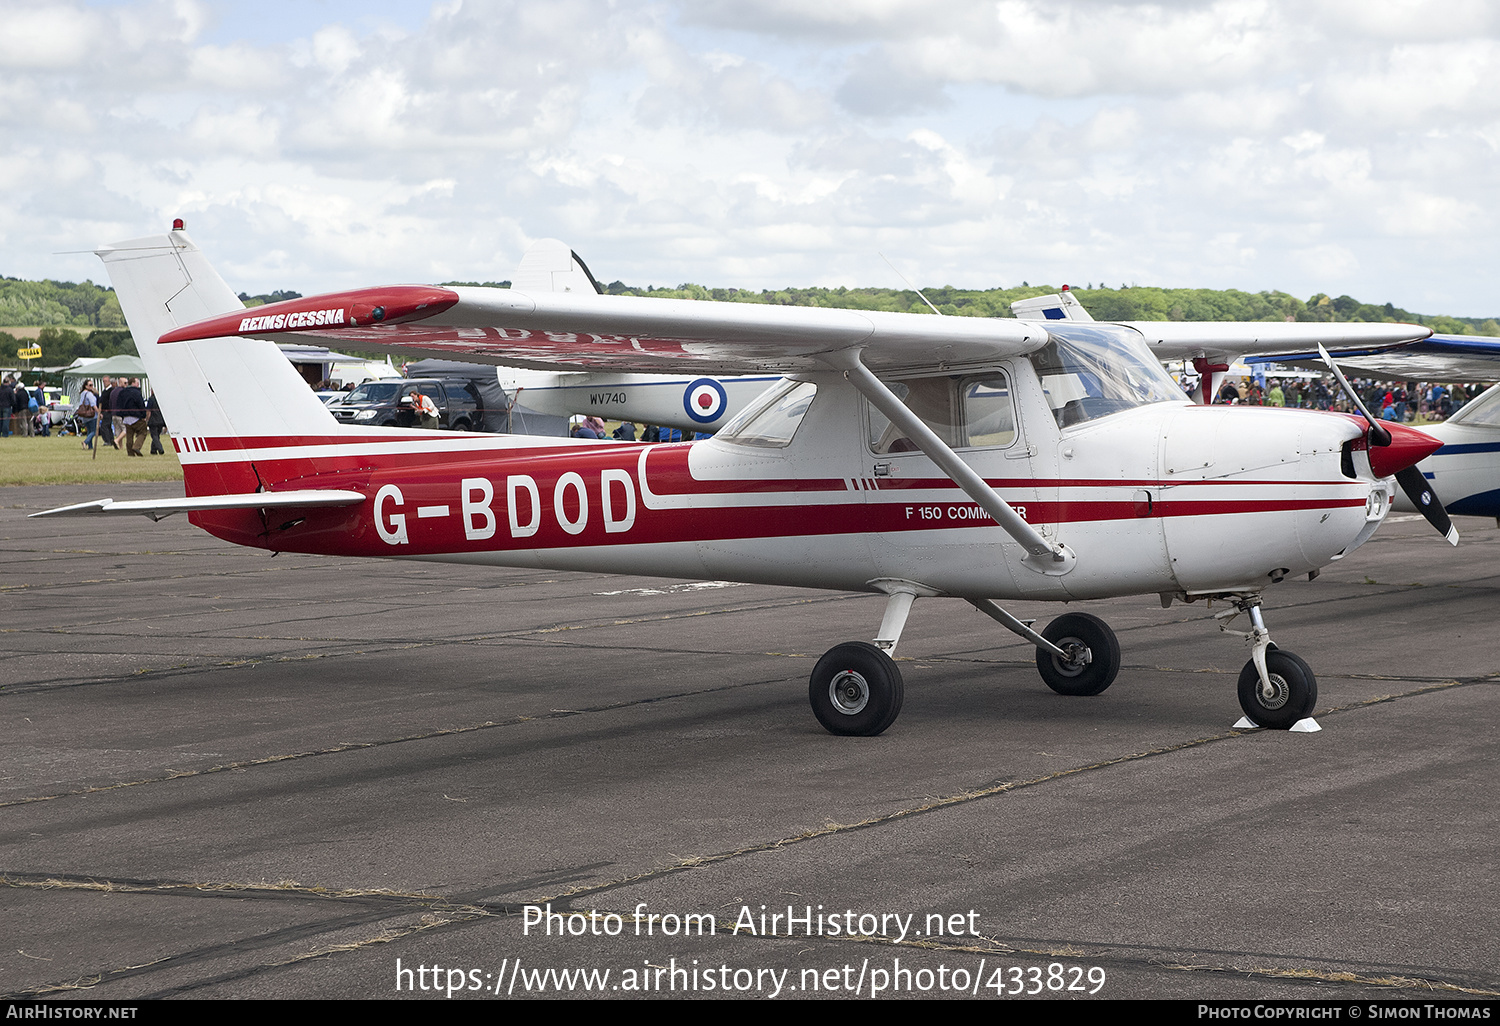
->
[17,346,42,360]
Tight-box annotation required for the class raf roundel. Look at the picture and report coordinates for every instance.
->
[683,377,729,424]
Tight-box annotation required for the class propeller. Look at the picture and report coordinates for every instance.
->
[1394,465,1459,545]
[1315,344,1459,546]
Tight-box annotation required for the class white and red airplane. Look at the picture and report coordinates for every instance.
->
[36,226,1457,736]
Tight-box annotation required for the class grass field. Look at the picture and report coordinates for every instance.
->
[0,431,183,486]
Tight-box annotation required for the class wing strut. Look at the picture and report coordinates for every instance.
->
[824,350,1075,575]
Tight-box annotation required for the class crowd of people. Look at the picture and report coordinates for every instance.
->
[1,375,167,455]
[568,417,700,442]
[1211,374,1487,421]
[0,376,48,437]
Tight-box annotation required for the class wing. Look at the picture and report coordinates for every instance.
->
[158,285,1048,374]
[158,283,1435,377]
[1125,320,1433,366]
[1244,334,1500,383]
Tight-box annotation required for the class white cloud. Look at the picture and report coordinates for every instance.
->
[1,0,1498,316]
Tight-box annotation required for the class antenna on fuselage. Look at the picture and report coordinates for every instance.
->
[878,252,942,316]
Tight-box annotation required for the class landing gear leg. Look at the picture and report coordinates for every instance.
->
[1217,598,1319,731]
[808,587,916,736]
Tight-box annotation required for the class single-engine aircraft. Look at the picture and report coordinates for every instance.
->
[35,226,1460,736]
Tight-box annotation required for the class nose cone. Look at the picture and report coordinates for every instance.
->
[1367,422,1444,479]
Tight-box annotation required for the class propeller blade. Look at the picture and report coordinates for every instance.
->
[1394,465,1460,546]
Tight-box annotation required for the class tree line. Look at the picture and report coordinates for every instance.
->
[600,281,1500,337]
[4,275,1497,370]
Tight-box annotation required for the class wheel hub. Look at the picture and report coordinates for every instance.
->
[829,670,870,715]
[1052,638,1092,678]
[1258,673,1290,709]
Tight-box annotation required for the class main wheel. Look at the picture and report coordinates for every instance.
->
[1236,650,1317,729]
[1036,612,1121,696]
[809,642,904,736]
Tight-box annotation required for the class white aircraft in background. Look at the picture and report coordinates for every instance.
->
[496,240,777,433]
[36,226,1456,737]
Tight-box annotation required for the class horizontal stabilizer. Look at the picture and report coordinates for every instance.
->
[31,490,367,522]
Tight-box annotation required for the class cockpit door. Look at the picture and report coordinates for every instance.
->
[860,364,1062,596]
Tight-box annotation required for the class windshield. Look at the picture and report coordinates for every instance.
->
[715,379,817,448]
[1028,326,1185,428]
[346,382,401,403]
[1447,383,1500,427]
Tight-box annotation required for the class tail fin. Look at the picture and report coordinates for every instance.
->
[511,238,604,295]
[98,229,339,458]
[1010,286,1095,322]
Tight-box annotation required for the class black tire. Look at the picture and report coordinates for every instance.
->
[1237,650,1317,729]
[451,419,470,432]
[809,642,904,736]
[1036,612,1121,696]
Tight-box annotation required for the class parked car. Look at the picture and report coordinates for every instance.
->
[326,378,487,430]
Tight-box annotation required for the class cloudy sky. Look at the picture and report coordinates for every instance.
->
[4,0,1499,315]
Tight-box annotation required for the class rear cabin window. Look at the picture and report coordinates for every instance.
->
[715,380,818,448]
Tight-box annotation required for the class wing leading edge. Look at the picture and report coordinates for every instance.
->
[1244,334,1500,383]
[155,272,1432,377]
[158,285,1048,375]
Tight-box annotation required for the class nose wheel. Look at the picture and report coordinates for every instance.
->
[1218,598,1320,730]
[809,642,904,736]
[1236,649,1317,730]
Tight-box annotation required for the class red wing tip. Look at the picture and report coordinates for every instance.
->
[158,285,460,344]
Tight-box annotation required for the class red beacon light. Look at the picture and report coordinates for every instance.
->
[172,218,185,231]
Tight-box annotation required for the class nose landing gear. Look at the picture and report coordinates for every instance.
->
[1217,598,1320,731]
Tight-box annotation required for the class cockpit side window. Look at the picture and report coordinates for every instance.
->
[715,379,818,448]
[867,371,1017,453]
[1447,383,1500,427]
[962,375,1017,448]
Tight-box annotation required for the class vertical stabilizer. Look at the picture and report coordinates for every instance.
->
[511,238,603,295]
[1010,287,1095,322]
[97,230,339,456]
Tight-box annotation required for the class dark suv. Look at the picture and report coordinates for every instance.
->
[328,378,487,430]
